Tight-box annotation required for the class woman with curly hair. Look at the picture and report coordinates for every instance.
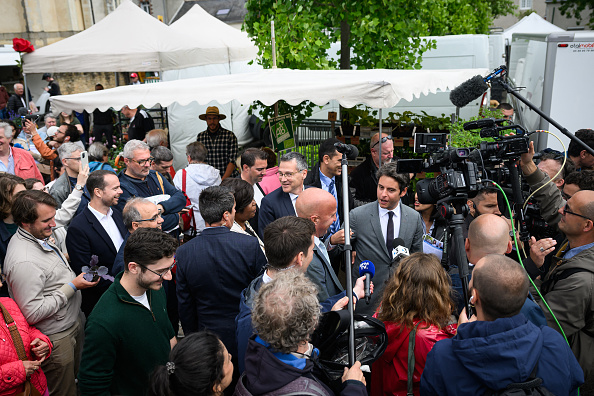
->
[149,331,233,396]
[372,253,457,396]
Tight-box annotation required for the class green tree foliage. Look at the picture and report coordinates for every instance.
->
[243,0,515,125]
[554,0,594,29]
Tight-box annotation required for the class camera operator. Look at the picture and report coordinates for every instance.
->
[537,151,575,191]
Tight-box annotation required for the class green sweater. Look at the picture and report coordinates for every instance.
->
[78,273,174,396]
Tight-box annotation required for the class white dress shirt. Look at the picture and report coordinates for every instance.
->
[253,184,265,207]
[87,204,124,250]
[289,192,299,214]
[378,201,401,246]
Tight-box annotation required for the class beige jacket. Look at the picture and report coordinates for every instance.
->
[4,227,81,335]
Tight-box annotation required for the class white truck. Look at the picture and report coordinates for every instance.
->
[508,31,594,152]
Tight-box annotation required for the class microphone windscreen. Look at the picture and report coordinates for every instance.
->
[359,260,375,277]
[17,108,28,116]
[346,144,359,159]
[449,75,488,108]
[392,238,406,248]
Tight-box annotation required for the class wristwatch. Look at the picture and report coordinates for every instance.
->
[75,184,84,191]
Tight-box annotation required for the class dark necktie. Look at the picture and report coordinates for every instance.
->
[386,211,394,252]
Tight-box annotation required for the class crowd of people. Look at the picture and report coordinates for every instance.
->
[0,100,591,396]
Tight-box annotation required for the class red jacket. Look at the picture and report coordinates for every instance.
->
[371,320,456,396]
[11,147,44,184]
[0,298,52,395]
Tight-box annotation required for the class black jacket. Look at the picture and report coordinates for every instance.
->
[127,109,155,141]
[348,156,378,205]
[304,162,355,224]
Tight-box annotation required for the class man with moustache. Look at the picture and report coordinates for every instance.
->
[66,170,127,316]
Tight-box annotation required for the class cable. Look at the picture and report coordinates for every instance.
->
[522,130,567,212]
[486,179,570,346]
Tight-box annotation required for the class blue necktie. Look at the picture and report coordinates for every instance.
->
[328,179,340,234]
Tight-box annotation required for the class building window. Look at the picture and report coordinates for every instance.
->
[140,1,151,13]
[520,0,533,10]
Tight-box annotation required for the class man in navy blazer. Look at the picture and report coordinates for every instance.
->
[349,162,424,315]
[176,186,267,363]
[66,170,127,316]
[258,151,308,238]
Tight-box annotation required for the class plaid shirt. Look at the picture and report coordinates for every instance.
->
[196,126,239,177]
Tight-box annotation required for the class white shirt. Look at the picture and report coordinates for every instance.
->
[87,204,124,251]
[289,192,299,214]
[131,292,150,310]
[253,183,265,207]
[378,201,401,246]
[314,236,331,263]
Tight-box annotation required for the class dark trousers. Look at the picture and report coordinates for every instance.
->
[93,124,114,145]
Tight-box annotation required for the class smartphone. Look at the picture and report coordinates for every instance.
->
[80,151,89,169]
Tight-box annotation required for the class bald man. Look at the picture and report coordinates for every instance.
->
[464,214,546,326]
[422,255,583,395]
[296,188,344,301]
[534,190,594,390]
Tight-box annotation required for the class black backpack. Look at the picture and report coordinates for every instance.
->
[483,362,555,396]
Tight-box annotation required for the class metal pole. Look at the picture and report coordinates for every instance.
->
[378,108,382,167]
[271,20,278,118]
[341,153,356,367]
[23,72,30,113]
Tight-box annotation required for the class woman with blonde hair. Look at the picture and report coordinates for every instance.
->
[372,253,457,396]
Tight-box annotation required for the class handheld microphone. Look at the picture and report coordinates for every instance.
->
[391,238,409,264]
[334,142,359,160]
[17,108,28,117]
[358,260,375,304]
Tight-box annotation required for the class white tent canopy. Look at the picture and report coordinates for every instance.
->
[503,13,564,43]
[21,0,208,73]
[169,4,258,65]
[50,68,487,113]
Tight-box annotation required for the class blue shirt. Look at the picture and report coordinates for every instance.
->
[319,170,340,234]
[564,241,594,260]
[0,147,15,174]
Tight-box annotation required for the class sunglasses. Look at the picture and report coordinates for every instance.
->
[562,202,592,221]
[372,136,392,148]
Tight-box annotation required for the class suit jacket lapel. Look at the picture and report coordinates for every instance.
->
[85,208,117,254]
[314,245,342,290]
[282,192,296,216]
[399,206,409,241]
[370,204,390,258]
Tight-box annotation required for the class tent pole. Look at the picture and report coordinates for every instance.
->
[271,20,278,118]
[378,108,383,168]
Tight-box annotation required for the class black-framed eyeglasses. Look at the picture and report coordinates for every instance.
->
[138,262,175,279]
[130,157,154,166]
[561,191,572,201]
[134,209,163,223]
[562,202,592,221]
[371,135,392,148]
[64,157,81,161]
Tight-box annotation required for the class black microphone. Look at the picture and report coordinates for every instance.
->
[334,142,359,160]
[391,238,409,265]
[462,118,507,131]
[17,108,28,117]
[358,260,375,304]
[450,75,488,108]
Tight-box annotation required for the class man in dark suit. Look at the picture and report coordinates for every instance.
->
[296,187,344,302]
[66,169,127,316]
[349,132,394,206]
[239,148,268,235]
[304,137,355,238]
[175,185,267,365]
[258,151,308,237]
[350,162,424,315]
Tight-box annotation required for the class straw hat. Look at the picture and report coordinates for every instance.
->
[199,106,226,121]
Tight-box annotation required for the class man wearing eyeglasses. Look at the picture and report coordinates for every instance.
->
[117,140,186,236]
[78,228,178,396]
[527,190,594,391]
[350,132,394,206]
[66,169,126,317]
[49,142,84,208]
[258,151,309,238]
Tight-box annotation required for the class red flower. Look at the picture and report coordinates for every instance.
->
[12,38,34,53]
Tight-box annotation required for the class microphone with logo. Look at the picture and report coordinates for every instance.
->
[391,238,410,267]
[358,260,375,304]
